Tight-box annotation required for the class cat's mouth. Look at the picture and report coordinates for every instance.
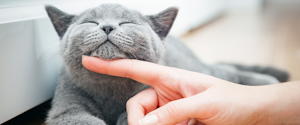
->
[85,40,134,60]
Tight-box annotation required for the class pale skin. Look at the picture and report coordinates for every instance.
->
[82,56,300,125]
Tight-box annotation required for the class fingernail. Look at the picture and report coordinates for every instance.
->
[139,115,158,125]
[82,55,86,59]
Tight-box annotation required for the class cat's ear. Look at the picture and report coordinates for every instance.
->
[45,5,75,38]
[147,7,178,40]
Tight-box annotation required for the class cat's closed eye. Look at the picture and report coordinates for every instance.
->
[119,22,132,25]
[83,21,99,25]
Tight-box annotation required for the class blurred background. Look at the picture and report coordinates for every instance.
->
[0,0,299,124]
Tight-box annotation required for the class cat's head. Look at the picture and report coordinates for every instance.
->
[45,4,177,68]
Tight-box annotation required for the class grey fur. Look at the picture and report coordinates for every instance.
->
[220,63,289,82]
[45,4,287,125]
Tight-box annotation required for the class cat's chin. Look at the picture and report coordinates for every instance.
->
[90,55,127,60]
[89,51,134,60]
[86,41,131,60]
[89,53,139,60]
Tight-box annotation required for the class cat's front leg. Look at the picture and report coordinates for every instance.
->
[46,105,107,125]
[116,112,128,125]
[46,75,108,125]
[237,71,279,85]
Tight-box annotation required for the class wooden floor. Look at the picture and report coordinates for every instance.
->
[180,3,300,81]
[3,3,300,125]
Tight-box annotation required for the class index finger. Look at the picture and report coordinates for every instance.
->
[82,56,177,86]
[82,56,216,89]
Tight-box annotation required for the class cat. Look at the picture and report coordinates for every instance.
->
[45,4,288,125]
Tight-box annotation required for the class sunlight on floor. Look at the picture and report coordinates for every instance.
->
[180,5,300,81]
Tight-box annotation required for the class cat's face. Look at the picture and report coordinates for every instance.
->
[46,4,177,68]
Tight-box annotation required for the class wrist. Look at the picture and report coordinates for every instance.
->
[254,82,300,124]
[250,85,278,125]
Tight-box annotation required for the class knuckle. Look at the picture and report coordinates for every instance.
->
[124,68,133,78]
[152,67,173,86]
[126,98,135,108]
[124,60,136,78]
[165,101,181,116]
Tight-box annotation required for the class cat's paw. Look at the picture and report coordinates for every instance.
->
[262,67,289,82]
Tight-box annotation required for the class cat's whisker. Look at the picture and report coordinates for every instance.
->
[42,52,60,66]
[125,49,138,60]
[85,0,100,19]
[80,0,93,11]
[87,0,94,8]
[129,50,138,60]
[39,40,60,48]
[161,56,179,68]
[86,7,97,20]
[88,0,100,15]
[38,39,60,46]
[136,45,148,52]
[33,52,60,78]
[38,45,60,58]
[126,52,134,60]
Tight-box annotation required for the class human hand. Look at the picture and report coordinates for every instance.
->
[82,56,300,125]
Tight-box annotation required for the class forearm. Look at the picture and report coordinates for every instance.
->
[256,81,300,124]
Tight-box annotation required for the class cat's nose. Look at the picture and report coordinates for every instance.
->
[101,26,115,35]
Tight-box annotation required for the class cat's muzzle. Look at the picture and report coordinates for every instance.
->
[89,40,128,60]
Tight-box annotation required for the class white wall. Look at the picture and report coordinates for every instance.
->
[226,0,263,14]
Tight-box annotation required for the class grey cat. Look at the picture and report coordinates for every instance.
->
[45,4,288,125]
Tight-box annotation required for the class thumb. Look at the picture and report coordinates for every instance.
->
[139,95,202,125]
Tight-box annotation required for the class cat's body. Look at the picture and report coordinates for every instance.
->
[161,36,283,85]
[45,4,288,125]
